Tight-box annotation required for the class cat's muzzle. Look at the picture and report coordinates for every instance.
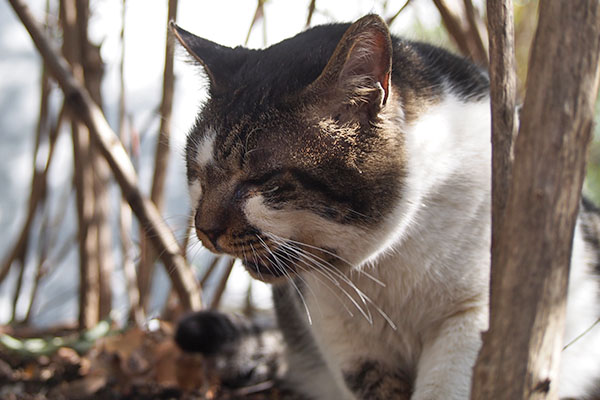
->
[243,259,297,283]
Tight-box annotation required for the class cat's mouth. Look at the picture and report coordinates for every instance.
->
[243,259,297,283]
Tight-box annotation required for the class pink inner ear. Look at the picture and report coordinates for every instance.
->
[340,28,392,105]
[381,71,390,105]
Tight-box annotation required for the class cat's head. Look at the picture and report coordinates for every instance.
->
[174,15,406,283]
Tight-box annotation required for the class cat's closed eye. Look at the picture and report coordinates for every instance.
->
[261,186,280,194]
[262,183,296,197]
[233,183,252,201]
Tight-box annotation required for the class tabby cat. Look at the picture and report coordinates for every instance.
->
[172,15,600,399]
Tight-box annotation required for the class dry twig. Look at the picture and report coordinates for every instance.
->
[116,0,145,327]
[305,0,316,27]
[386,0,411,26]
[138,0,180,312]
[208,259,235,310]
[432,0,488,66]
[245,0,267,46]
[7,0,202,311]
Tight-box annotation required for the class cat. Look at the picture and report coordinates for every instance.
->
[171,14,600,400]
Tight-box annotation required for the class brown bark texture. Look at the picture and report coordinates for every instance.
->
[74,0,114,322]
[7,0,202,312]
[73,0,114,324]
[486,0,517,236]
[471,2,600,399]
[60,0,100,330]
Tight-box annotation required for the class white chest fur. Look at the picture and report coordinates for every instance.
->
[300,95,492,399]
[297,95,600,399]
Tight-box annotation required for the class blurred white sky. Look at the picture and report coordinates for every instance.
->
[0,0,445,325]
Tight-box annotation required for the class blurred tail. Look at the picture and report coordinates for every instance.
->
[175,310,285,388]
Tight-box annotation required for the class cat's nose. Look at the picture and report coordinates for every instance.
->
[195,210,227,252]
[195,226,225,253]
[204,229,224,248]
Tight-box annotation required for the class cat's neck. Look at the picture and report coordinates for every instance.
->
[301,93,492,319]
[360,93,492,267]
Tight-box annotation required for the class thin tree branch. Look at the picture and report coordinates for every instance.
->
[0,65,55,285]
[7,0,202,311]
[116,0,145,327]
[200,255,221,287]
[120,199,146,326]
[60,0,100,330]
[208,258,235,310]
[23,233,77,325]
[245,0,266,46]
[305,0,316,28]
[471,1,517,392]
[462,0,488,63]
[74,0,114,324]
[22,200,52,324]
[386,0,411,26]
[432,0,488,66]
[138,0,179,312]
[3,1,56,317]
[10,250,26,323]
[487,0,518,270]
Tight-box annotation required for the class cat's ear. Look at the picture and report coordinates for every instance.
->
[170,22,247,91]
[309,15,393,116]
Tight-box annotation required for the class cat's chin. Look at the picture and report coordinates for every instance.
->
[243,260,297,284]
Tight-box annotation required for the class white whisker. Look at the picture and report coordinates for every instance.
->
[270,235,374,325]
[277,236,385,288]
[256,235,313,325]
[268,233,397,331]
[274,244,354,319]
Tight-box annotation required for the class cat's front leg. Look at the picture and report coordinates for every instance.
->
[411,307,487,400]
[343,360,412,400]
